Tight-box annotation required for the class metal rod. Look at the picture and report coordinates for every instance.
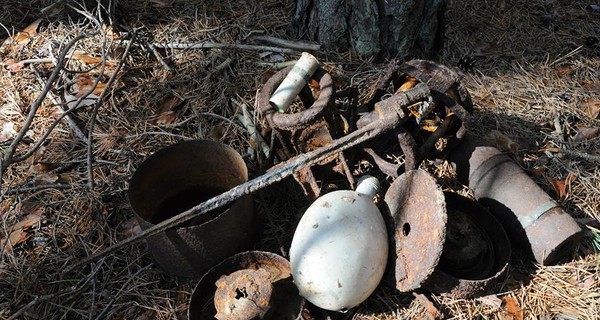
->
[65,84,430,272]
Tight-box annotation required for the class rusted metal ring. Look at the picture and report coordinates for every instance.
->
[258,66,335,130]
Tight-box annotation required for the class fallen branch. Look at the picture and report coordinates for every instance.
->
[153,42,297,53]
[251,35,320,51]
[140,38,174,73]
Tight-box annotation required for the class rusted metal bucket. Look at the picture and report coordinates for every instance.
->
[384,169,510,298]
[128,140,256,278]
[449,134,582,265]
[188,251,309,320]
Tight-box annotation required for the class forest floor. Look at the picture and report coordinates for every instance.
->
[1,0,599,319]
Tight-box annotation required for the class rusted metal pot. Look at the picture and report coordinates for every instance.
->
[128,140,256,278]
[449,135,582,265]
[384,169,510,298]
[188,251,309,320]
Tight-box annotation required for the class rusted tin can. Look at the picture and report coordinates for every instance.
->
[384,169,510,298]
[128,140,256,278]
[188,251,309,320]
[449,135,582,265]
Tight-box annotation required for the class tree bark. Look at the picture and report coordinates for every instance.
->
[289,0,445,59]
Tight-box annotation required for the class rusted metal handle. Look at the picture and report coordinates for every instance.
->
[65,84,431,272]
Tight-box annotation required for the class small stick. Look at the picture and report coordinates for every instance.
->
[251,35,320,51]
[6,183,71,195]
[87,30,136,189]
[152,42,297,53]
[64,84,430,272]
[560,149,600,163]
[140,38,174,73]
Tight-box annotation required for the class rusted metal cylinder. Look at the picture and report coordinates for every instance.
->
[188,251,308,320]
[128,140,256,278]
[449,135,582,265]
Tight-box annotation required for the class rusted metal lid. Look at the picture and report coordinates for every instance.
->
[384,169,447,292]
[188,251,308,320]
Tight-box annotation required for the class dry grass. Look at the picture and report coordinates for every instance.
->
[1,0,599,319]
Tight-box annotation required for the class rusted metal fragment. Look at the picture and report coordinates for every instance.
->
[423,192,510,298]
[384,169,447,292]
[449,134,583,265]
[258,66,354,199]
[358,60,473,176]
[189,251,308,320]
[214,268,273,319]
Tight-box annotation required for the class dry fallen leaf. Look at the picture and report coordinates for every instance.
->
[0,203,43,255]
[33,173,59,185]
[152,96,184,125]
[72,50,107,65]
[556,65,576,77]
[73,76,107,97]
[12,18,42,45]
[477,294,503,308]
[578,275,597,290]
[1,122,17,142]
[486,130,519,153]
[582,81,600,93]
[398,77,418,92]
[209,123,226,140]
[579,98,600,119]
[3,59,25,72]
[501,296,524,320]
[573,126,600,142]
[546,173,577,200]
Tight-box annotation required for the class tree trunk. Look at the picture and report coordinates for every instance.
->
[289,0,445,59]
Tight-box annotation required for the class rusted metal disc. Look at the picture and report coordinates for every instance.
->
[384,169,447,292]
[188,251,308,320]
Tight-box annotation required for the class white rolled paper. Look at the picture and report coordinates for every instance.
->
[269,52,319,113]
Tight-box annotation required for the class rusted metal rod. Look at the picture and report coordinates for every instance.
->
[65,84,431,272]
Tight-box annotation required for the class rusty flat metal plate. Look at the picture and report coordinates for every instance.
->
[384,169,447,292]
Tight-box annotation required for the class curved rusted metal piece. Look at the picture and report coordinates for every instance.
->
[129,140,256,278]
[384,169,447,292]
[258,66,334,131]
[423,192,510,298]
[189,251,309,320]
[449,134,583,265]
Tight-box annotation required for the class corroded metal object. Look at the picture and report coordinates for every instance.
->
[188,251,308,320]
[128,140,256,278]
[358,59,473,177]
[385,169,510,297]
[258,66,354,200]
[423,192,510,298]
[449,134,583,265]
[384,169,447,292]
